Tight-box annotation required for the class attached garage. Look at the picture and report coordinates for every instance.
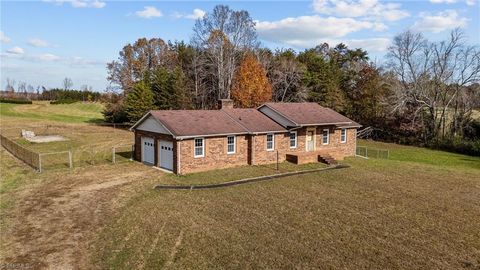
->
[158,140,173,171]
[141,137,155,165]
[132,113,176,172]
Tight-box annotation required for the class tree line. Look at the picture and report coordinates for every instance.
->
[104,5,480,155]
[2,77,109,102]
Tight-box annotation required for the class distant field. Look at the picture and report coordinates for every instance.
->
[0,101,104,124]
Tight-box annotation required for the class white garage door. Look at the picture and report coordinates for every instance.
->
[158,140,173,171]
[141,137,155,165]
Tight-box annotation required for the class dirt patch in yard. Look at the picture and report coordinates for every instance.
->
[0,159,162,270]
[25,135,68,143]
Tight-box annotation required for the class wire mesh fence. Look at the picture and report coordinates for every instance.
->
[1,124,134,173]
[0,133,40,170]
[39,151,72,172]
[356,146,389,159]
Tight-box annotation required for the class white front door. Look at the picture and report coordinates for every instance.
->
[141,137,155,165]
[158,140,173,171]
[306,129,315,152]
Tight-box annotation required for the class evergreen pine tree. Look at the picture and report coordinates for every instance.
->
[124,81,155,123]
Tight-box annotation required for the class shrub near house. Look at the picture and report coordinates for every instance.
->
[131,100,360,174]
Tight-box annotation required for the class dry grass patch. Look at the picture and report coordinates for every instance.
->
[93,153,480,269]
[0,152,166,269]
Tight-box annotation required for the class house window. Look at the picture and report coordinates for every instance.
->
[322,129,329,145]
[194,138,204,157]
[227,135,235,154]
[266,133,274,151]
[289,131,297,148]
[341,129,347,143]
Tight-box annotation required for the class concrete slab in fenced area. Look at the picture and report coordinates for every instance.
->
[26,135,69,143]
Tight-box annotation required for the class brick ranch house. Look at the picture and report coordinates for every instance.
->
[131,100,361,174]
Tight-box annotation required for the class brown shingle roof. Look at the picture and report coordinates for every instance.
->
[261,102,360,127]
[150,110,248,137]
[222,108,287,133]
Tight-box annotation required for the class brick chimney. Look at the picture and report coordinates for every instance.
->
[218,99,234,109]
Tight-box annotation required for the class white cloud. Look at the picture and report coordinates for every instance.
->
[6,47,25,55]
[1,51,104,67]
[186,9,206,19]
[256,15,386,48]
[312,0,409,21]
[1,31,11,43]
[27,38,52,48]
[33,53,62,62]
[343,38,391,52]
[413,10,468,33]
[466,0,477,5]
[135,6,163,19]
[172,8,206,20]
[44,0,105,8]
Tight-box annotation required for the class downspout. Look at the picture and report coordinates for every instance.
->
[252,135,256,165]
[177,140,181,175]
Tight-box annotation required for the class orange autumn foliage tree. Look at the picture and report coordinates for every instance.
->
[231,54,272,108]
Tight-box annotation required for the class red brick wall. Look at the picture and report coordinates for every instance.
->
[250,127,356,165]
[134,127,357,174]
[314,127,357,159]
[177,135,249,174]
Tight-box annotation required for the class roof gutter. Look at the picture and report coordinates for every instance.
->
[175,132,250,140]
[297,122,353,127]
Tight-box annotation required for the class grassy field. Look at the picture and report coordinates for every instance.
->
[92,143,480,270]
[0,101,104,124]
[1,102,479,269]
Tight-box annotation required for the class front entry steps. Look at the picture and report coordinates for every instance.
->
[318,154,337,165]
[286,152,338,166]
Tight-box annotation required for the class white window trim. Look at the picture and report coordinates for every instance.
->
[322,129,330,145]
[289,131,297,149]
[341,128,347,143]
[227,135,236,154]
[266,133,275,151]
[194,137,205,158]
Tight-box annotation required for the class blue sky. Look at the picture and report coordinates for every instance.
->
[1,0,479,91]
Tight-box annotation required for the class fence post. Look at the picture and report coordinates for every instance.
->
[131,145,134,161]
[38,154,42,173]
[276,150,279,171]
[68,151,73,169]
[112,147,116,164]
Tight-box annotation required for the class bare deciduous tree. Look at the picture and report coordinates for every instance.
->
[270,49,306,102]
[63,77,73,90]
[6,78,16,92]
[387,29,480,142]
[192,5,258,101]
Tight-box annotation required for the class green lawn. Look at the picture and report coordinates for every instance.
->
[0,101,104,123]
[358,139,480,170]
[93,141,480,269]
[162,162,328,185]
